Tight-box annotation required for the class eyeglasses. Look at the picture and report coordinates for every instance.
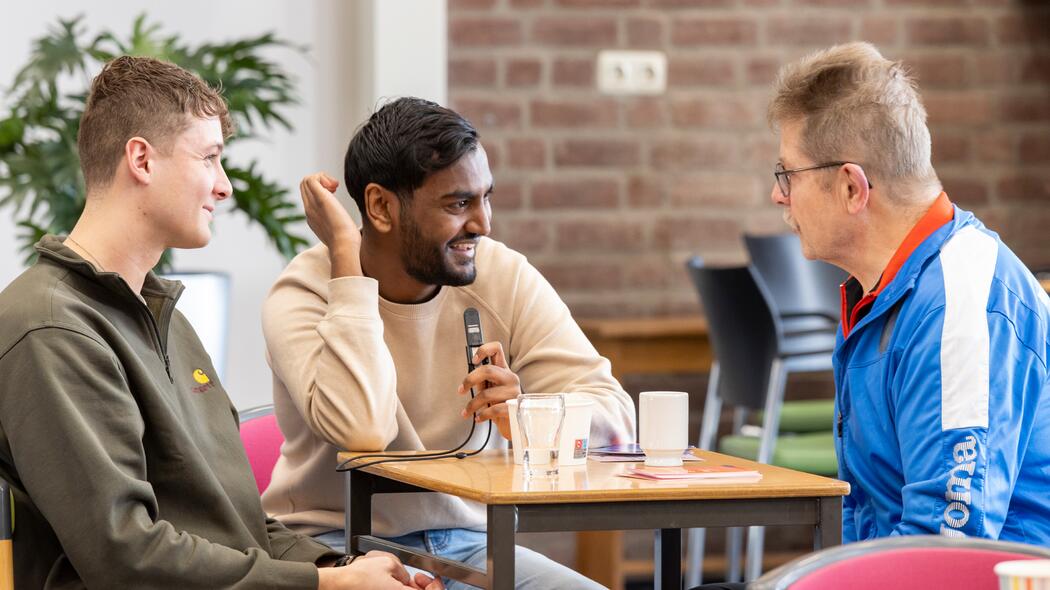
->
[774,161,873,197]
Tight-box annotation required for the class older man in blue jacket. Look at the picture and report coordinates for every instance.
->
[768,42,1050,545]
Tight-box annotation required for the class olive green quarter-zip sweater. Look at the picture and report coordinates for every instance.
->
[0,236,337,589]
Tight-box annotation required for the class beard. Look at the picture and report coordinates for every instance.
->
[399,212,478,287]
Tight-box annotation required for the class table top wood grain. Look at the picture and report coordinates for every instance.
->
[339,449,849,505]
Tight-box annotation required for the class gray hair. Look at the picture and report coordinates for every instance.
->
[769,42,939,199]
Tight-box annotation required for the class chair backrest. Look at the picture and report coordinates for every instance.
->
[238,405,284,495]
[1,478,12,590]
[686,258,780,410]
[744,233,847,323]
[752,535,1050,590]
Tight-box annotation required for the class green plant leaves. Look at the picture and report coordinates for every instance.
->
[0,14,309,271]
[0,118,26,153]
[12,18,86,92]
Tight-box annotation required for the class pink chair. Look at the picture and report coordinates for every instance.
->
[238,405,285,495]
[750,535,1050,590]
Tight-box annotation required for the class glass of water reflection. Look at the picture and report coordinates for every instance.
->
[516,393,565,478]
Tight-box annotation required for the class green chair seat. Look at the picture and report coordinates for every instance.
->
[719,431,838,476]
[756,399,835,434]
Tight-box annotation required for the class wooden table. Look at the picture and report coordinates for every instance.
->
[341,449,848,590]
[577,315,710,589]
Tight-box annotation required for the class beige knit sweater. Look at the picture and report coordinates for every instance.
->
[261,237,636,537]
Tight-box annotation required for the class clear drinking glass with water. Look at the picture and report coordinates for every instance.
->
[516,393,565,478]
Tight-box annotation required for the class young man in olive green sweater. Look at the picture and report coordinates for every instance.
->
[0,56,440,590]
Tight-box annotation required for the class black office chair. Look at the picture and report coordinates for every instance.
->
[744,233,846,338]
[684,260,837,586]
[743,231,845,477]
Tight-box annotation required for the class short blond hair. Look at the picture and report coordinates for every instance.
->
[769,42,937,196]
[78,56,234,191]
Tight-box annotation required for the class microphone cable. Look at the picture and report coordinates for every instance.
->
[336,407,494,472]
[336,307,501,472]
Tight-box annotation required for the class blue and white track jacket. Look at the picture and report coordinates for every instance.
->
[834,203,1050,545]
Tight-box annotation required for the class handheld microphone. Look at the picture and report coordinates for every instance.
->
[458,307,494,459]
[464,307,491,375]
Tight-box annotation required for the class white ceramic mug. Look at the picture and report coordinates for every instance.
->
[638,391,689,467]
[995,559,1050,590]
[508,395,592,466]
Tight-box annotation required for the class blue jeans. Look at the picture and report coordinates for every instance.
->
[313,528,606,590]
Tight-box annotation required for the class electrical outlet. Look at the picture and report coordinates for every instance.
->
[596,50,667,96]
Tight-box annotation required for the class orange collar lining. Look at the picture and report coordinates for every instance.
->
[841,192,954,337]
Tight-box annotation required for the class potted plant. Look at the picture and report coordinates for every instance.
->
[0,14,309,270]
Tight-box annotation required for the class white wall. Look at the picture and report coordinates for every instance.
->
[1,0,447,409]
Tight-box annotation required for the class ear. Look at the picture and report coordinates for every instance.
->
[124,136,154,186]
[840,163,871,216]
[364,183,400,234]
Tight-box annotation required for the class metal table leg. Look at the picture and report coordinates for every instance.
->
[347,469,373,553]
[655,528,682,590]
[815,496,842,550]
[487,505,517,590]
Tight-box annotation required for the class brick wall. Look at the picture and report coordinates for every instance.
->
[448,0,1050,318]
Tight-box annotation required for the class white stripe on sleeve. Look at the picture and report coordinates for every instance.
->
[939,226,997,431]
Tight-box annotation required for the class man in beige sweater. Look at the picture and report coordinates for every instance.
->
[261,97,636,588]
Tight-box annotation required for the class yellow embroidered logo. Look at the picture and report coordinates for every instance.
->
[191,369,215,393]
